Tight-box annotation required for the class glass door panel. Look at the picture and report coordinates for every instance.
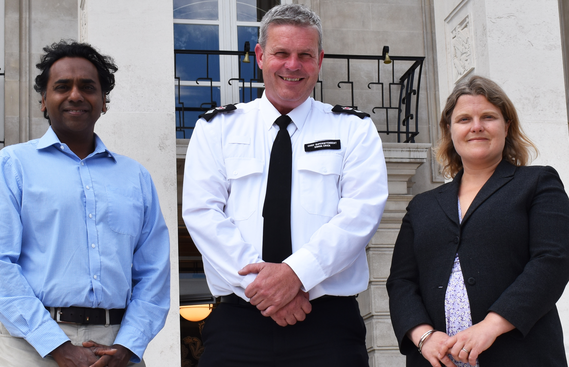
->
[176,86,221,139]
[175,24,220,82]
[237,26,263,102]
[174,0,283,138]
[237,0,279,21]
[174,0,219,20]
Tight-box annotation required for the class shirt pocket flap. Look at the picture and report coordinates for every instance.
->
[226,158,264,179]
[227,135,250,145]
[298,154,342,176]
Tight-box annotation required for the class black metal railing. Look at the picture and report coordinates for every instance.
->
[175,47,424,143]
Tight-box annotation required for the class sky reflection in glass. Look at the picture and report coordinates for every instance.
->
[174,0,218,20]
[174,24,220,82]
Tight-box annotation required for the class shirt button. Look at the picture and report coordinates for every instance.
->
[81,162,85,166]
[89,213,93,219]
[60,145,65,150]
[86,185,90,190]
[91,244,96,248]
[93,275,98,280]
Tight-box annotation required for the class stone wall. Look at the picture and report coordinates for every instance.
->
[4,0,77,146]
[80,1,181,365]
[360,143,431,367]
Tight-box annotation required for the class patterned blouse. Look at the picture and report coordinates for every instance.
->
[444,200,479,367]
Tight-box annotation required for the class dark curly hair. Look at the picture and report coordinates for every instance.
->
[34,40,118,120]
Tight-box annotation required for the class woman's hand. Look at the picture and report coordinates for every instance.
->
[407,325,455,367]
[422,332,456,367]
[444,312,515,365]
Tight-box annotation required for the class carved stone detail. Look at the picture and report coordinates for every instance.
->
[451,15,473,82]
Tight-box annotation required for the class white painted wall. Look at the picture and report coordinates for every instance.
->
[80,1,180,366]
[434,0,569,353]
[0,0,4,148]
[484,0,569,176]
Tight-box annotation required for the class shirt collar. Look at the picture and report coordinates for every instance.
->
[37,126,117,161]
[260,92,311,132]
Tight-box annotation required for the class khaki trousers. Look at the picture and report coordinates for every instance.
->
[0,321,145,367]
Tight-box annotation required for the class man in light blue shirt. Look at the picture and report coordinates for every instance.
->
[0,41,170,367]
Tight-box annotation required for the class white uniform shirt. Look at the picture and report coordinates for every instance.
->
[182,94,388,301]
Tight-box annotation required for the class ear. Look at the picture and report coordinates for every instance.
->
[505,120,511,137]
[318,50,324,69]
[102,97,107,113]
[255,43,264,70]
[41,93,47,112]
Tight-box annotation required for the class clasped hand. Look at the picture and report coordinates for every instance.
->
[51,340,133,367]
[420,312,513,367]
[420,329,490,367]
[239,262,312,326]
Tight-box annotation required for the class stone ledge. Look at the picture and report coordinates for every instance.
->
[383,142,432,161]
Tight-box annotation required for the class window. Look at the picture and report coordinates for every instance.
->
[174,0,282,138]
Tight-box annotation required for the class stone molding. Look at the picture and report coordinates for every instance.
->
[362,142,430,367]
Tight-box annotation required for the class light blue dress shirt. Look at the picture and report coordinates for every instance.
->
[0,127,170,362]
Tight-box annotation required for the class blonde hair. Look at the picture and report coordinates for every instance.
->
[435,75,538,178]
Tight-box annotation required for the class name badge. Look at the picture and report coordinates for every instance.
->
[304,140,341,152]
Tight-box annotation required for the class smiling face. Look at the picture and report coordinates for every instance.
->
[255,23,324,114]
[41,57,106,144]
[450,94,510,170]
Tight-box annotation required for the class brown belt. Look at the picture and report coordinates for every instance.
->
[46,306,125,325]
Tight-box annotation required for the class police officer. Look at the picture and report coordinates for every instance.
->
[182,4,387,366]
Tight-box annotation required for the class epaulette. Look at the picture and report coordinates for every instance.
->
[199,104,237,122]
[332,105,370,119]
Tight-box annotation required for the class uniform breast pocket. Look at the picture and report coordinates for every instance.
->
[225,157,264,221]
[298,154,342,217]
[106,185,144,237]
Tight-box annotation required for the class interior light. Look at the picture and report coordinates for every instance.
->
[179,304,213,322]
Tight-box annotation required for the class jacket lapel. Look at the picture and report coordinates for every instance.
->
[461,160,516,224]
[436,171,462,225]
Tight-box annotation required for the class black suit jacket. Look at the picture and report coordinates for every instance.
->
[387,160,569,366]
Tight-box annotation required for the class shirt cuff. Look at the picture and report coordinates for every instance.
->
[284,248,326,292]
[25,320,70,358]
[238,273,257,297]
[114,324,151,363]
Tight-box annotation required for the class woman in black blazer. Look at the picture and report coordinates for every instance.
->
[387,75,569,367]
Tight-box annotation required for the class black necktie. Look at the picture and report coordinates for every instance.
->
[262,115,292,263]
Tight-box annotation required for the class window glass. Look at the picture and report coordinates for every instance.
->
[174,24,219,51]
[176,86,221,139]
[239,87,264,103]
[237,0,279,22]
[174,0,281,138]
[237,26,261,84]
[174,0,218,20]
[175,24,220,82]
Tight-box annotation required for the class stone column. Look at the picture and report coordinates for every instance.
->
[3,0,78,147]
[80,1,181,366]
[360,143,431,367]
